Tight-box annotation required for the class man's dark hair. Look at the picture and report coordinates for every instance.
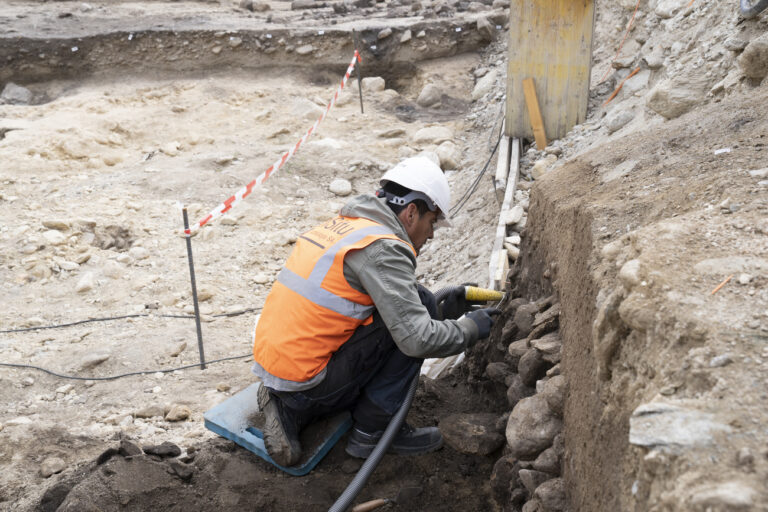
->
[381,181,431,217]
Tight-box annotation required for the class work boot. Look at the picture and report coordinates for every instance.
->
[257,385,302,467]
[345,423,443,459]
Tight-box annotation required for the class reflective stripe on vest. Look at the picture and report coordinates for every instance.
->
[253,216,416,382]
[276,225,393,319]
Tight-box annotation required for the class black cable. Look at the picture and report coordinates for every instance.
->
[0,307,262,334]
[449,107,506,217]
[0,353,251,381]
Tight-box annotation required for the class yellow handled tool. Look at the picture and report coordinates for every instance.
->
[464,286,504,302]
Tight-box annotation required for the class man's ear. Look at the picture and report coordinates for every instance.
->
[400,203,419,227]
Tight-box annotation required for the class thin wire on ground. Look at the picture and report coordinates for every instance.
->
[0,307,262,334]
[0,354,252,381]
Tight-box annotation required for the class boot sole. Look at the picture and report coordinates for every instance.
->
[345,436,444,459]
[258,385,301,467]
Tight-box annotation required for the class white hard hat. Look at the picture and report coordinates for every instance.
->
[379,157,452,228]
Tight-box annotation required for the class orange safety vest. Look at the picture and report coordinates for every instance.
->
[253,215,416,382]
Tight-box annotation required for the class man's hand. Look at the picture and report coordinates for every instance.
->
[465,308,502,341]
[438,284,486,320]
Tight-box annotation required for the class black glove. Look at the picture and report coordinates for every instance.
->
[465,308,502,340]
[438,284,485,320]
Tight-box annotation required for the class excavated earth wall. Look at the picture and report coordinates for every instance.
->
[512,85,768,511]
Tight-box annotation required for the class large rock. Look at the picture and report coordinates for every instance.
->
[532,445,560,474]
[506,394,562,459]
[413,126,453,144]
[513,303,539,337]
[165,404,191,422]
[471,69,498,101]
[416,83,442,107]
[647,73,712,120]
[518,348,549,387]
[629,401,732,454]
[441,413,505,455]
[534,478,566,511]
[1,82,33,105]
[477,16,495,42]
[362,77,386,92]
[506,373,535,408]
[537,375,565,416]
[490,456,524,507]
[738,32,768,79]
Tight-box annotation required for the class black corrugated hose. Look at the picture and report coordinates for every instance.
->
[328,286,458,512]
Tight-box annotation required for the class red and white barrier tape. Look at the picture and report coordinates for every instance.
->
[186,50,362,234]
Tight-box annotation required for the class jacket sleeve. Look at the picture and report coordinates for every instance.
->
[344,239,480,358]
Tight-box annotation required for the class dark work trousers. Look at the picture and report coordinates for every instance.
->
[270,284,437,434]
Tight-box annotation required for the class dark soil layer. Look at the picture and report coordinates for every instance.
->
[39,376,506,512]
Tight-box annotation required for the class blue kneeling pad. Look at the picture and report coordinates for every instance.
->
[204,382,352,476]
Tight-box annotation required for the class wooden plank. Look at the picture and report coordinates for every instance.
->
[494,129,511,203]
[505,0,595,141]
[522,78,548,150]
[488,138,521,290]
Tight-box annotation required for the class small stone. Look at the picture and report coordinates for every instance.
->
[538,375,565,416]
[436,141,460,170]
[217,382,231,392]
[519,469,551,494]
[168,341,186,357]
[533,445,560,474]
[254,273,270,284]
[362,77,386,92]
[169,460,194,481]
[102,260,124,279]
[748,168,768,179]
[737,273,753,285]
[22,377,35,387]
[518,348,549,387]
[505,234,521,245]
[441,413,505,455]
[738,33,768,79]
[119,439,143,457]
[165,404,191,422]
[161,141,181,156]
[485,362,511,384]
[736,447,754,468]
[471,69,498,101]
[504,205,525,226]
[413,126,453,145]
[619,259,641,289]
[296,44,314,55]
[377,28,392,40]
[42,230,67,246]
[143,441,182,458]
[220,215,238,226]
[505,244,520,261]
[400,30,412,43]
[506,374,535,408]
[134,405,165,419]
[709,354,733,368]
[129,246,149,260]
[42,220,70,231]
[40,457,66,478]
[534,478,566,511]
[416,30,426,38]
[378,128,406,138]
[690,481,756,509]
[228,37,243,48]
[416,83,442,107]
[79,352,110,370]
[55,384,73,394]
[605,110,635,134]
[329,179,353,196]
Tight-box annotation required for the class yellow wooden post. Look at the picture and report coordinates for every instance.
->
[506,0,595,141]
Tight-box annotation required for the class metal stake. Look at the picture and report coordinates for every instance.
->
[182,207,206,370]
[353,29,364,114]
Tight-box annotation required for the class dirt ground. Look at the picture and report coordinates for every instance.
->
[2,0,768,510]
